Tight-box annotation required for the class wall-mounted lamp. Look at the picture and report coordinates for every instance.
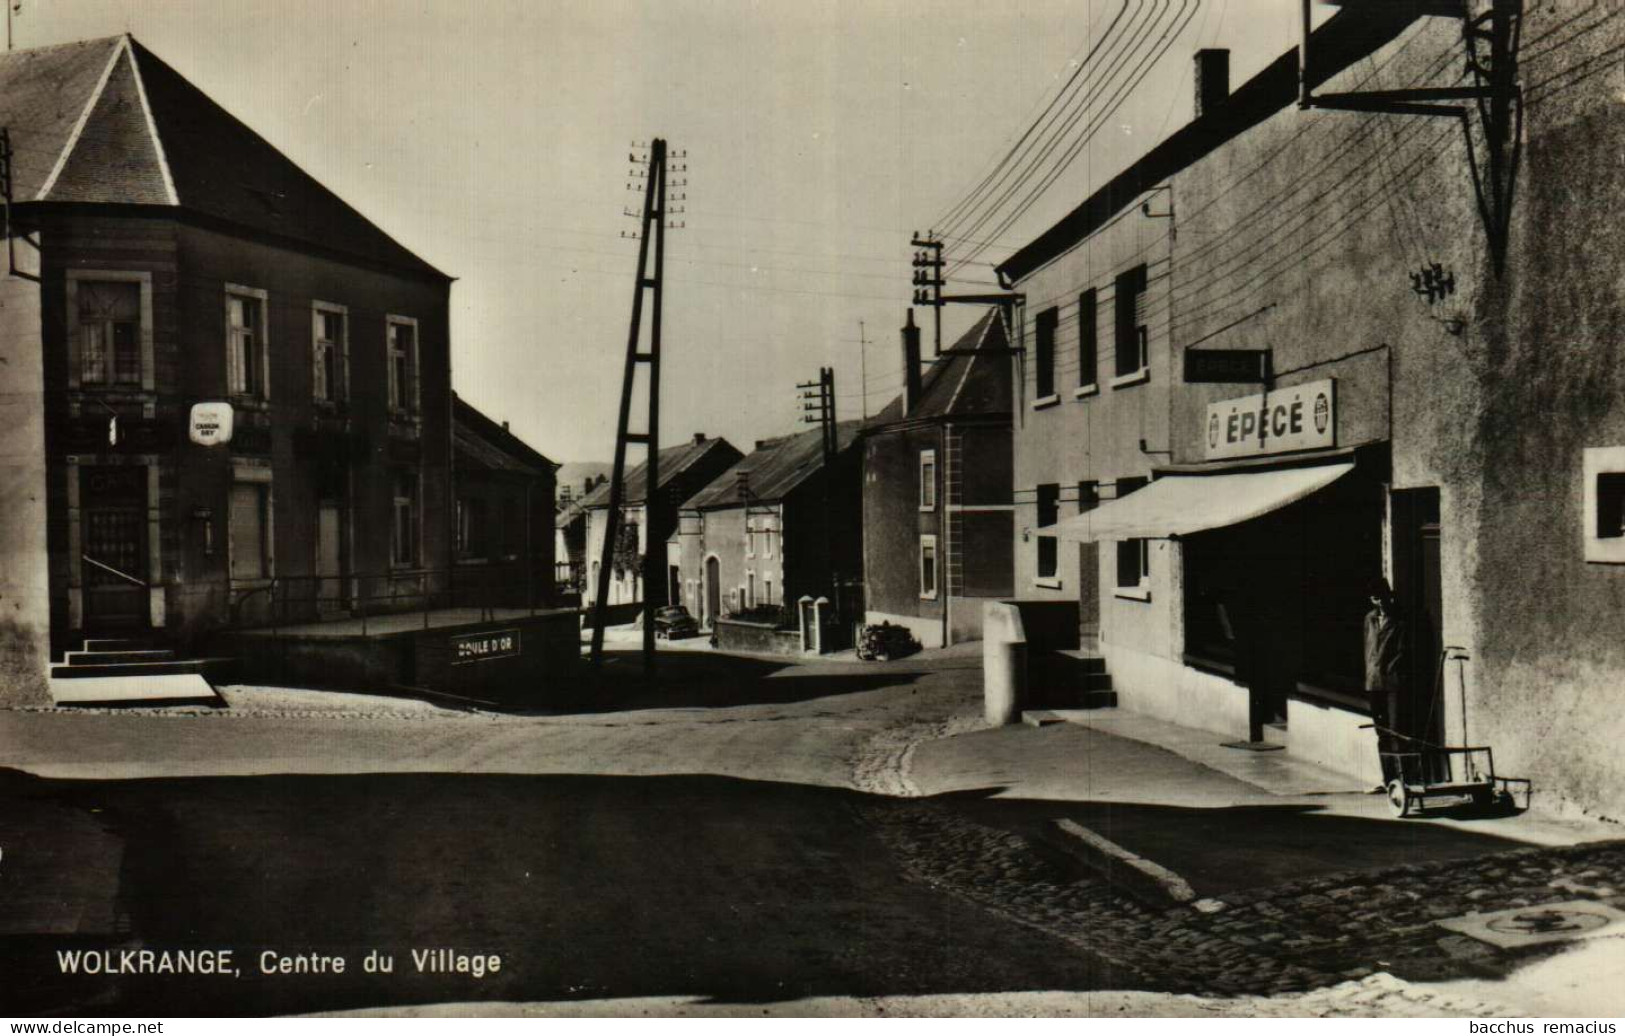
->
[1021,526,1032,543]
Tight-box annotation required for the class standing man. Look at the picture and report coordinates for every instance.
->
[1364,577,1407,782]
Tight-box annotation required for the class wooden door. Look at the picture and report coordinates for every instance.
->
[317,501,344,614]
[82,466,148,631]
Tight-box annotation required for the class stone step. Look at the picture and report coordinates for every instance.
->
[50,658,233,680]
[81,638,160,652]
[65,649,177,666]
[49,673,222,708]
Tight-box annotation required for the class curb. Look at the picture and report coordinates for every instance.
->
[1052,818,1197,907]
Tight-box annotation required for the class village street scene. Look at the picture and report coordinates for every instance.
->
[4,0,1625,1022]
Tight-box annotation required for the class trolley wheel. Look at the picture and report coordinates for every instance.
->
[1386,778,1413,818]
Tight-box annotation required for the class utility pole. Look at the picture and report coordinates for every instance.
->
[911,232,944,357]
[858,320,869,420]
[591,137,685,681]
[798,367,836,464]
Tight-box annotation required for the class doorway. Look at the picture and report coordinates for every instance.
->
[1392,488,1445,743]
[81,465,149,632]
[704,556,720,628]
[316,500,346,616]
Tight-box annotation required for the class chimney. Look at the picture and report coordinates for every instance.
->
[501,420,509,432]
[1194,49,1229,118]
[692,432,707,445]
[901,310,922,415]
[735,469,750,500]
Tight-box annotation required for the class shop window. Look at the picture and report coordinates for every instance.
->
[1115,476,1149,596]
[312,302,349,404]
[1034,306,1058,402]
[1034,483,1061,583]
[1113,264,1148,381]
[387,315,420,415]
[920,449,937,510]
[920,534,939,600]
[391,470,419,568]
[1584,447,1625,563]
[1077,288,1098,392]
[226,285,270,399]
[229,480,271,581]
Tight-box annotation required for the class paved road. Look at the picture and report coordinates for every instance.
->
[0,649,1123,1016]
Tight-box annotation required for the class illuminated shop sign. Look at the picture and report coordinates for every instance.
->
[1205,379,1336,460]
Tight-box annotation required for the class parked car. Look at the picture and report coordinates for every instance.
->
[857,621,919,662]
[653,605,700,640]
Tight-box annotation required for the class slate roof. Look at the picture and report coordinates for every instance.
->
[683,420,863,511]
[578,437,740,510]
[453,395,555,479]
[0,35,445,278]
[867,308,1012,428]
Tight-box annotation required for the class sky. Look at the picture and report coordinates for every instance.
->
[14,0,1317,466]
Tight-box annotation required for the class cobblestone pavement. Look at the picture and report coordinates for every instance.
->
[851,709,1625,1011]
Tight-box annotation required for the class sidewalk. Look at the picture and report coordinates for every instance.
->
[874,701,1625,1007]
[906,706,1618,902]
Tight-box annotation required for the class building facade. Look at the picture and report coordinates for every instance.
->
[580,434,741,613]
[452,395,557,610]
[671,422,863,630]
[1000,3,1625,816]
[0,36,455,705]
[862,309,1013,648]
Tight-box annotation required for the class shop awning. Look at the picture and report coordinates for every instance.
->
[1051,462,1355,542]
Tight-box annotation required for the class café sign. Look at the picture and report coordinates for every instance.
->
[1205,378,1336,460]
[452,629,521,665]
[188,402,234,446]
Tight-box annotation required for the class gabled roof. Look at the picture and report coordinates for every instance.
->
[453,395,556,479]
[996,4,1421,283]
[683,420,863,511]
[867,308,1012,428]
[0,35,446,279]
[579,436,742,510]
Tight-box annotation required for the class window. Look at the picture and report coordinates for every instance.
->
[77,281,142,387]
[1114,264,1148,379]
[456,496,487,559]
[1078,289,1099,392]
[920,534,939,600]
[1078,480,1100,514]
[226,285,269,398]
[920,449,937,510]
[1115,476,1150,594]
[1584,447,1625,563]
[1034,306,1058,401]
[1599,475,1625,539]
[747,571,757,608]
[1036,483,1060,582]
[229,481,271,581]
[312,302,348,403]
[764,575,774,606]
[391,470,419,567]
[387,316,420,414]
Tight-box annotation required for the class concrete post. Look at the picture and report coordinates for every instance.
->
[982,600,1028,726]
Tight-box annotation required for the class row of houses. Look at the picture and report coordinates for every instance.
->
[0,35,562,705]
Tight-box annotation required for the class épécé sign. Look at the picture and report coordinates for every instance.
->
[451,629,521,664]
[1205,379,1336,460]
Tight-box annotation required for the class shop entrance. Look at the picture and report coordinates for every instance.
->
[81,465,149,632]
[1181,451,1389,734]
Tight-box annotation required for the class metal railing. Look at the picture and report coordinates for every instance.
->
[225,560,558,637]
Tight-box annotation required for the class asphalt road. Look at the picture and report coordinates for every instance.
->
[0,648,1122,1016]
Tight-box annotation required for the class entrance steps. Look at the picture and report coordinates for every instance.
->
[49,639,229,708]
[1029,648,1117,710]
